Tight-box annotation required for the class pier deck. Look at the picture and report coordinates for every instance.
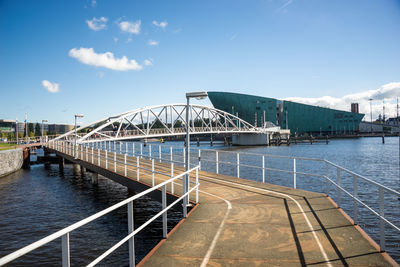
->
[50,147,396,267]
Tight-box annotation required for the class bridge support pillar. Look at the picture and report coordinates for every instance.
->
[232,133,269,146]
[80,166,86,176]
[58,156,64,171]
[91,173,98,184]
[73,164,81,175]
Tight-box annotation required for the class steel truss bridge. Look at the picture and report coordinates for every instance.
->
[53,104,267,144]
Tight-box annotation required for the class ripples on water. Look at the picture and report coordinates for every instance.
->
[0,164,182,266]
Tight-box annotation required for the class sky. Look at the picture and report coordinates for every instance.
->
[0,0,399,125]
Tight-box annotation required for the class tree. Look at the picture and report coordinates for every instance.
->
[35,123,41,136]
[28,123,34,136]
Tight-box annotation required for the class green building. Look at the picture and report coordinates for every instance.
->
[207,92,365,135]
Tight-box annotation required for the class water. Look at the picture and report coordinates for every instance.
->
[0,163,183,266]
[1,137,399,264]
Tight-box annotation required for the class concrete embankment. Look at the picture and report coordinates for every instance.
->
[0,148,23,177]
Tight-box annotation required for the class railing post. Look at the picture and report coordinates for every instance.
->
[262,155,265,183]
[124,154,127,176]
[152,159,155,186]
[337,168,341,207]
[98,149,100,166]
[140,143,143,158]
[198,149,201,170]
[136,157,140,181]
[171,163,174,194]
[61,233,70,267]
[379,187,385,252]
[132,142,135,156]
[91,148,94,164]
[105,150,108,169]
[293,158,296,189]
[149,144,151,158]
[114,152,117,172]
[216,151,219,174]
[325,161,329,195]
[86,147,88,162]
[170,146,173,163]
[119,142,122,154]
[236,153,240,178]
[125,142,127,154]
[183,147,185,167]
[127,201,135,267]
[162,185,167,238]
[353,175,358,225]
[196,168,199,203]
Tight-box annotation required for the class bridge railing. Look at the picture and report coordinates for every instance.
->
[0,141,200,267]
[93,140,399,257]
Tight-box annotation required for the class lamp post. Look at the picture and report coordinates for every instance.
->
[41,120,48,143]
[74,114,84,159]
[369,98,373,134]
[184,92,208,216]
[16,118,19,145]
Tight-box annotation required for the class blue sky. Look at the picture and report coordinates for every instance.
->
[1,0,399,124]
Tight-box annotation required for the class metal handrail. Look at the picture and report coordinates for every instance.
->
[0,142,200,266]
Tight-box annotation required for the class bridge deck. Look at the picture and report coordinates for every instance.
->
[51,147,395,266]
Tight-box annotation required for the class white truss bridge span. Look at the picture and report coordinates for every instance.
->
[53,104,267,144]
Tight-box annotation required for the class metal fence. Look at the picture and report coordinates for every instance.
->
[88,140,400,258]
[0,141,199,267]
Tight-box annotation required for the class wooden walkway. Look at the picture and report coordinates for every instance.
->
[50,147,397,267]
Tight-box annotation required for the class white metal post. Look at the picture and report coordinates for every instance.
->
[98,149,100,166]
[124,154,127,176]
[91,148,94,164]
[293,158,297,189]
[353,175,358,225]
[183,147,186,166]
[152,159,155,186]
[105,150,108,169]
[337,168,341,207]
[140,143,143,158]
[379,187,385,251]
[86,147,88,162]
[216,151,219,174]
[128,201,135,267]
[119,142,122,154]
[62,233,70,267]
[196,168,199,203]
[162,185,167,238]
[136,157,140,181]
[149,144,151,158]
[170,146,173,163]
[125,142,127,155]
[236,153,240,178]
[171,163,174,194]
[132,142,135,157]
[114,152,117,172]
[262,155,265,183]
[326,162,329,194]
[198,149,201,170]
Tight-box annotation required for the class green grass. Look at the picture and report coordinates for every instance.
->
[0,143,17,151]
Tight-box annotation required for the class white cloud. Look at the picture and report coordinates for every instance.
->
[69,47,142,71]
[148,39,158,46]
[113,37,118,43]
[119,20,141,34]
[86,17,108,31]
[284,82,400,121]
[42,80,60,93]
[91,0,97,7]
[152,20,167,29]
[276,0,293,12]
[144,59,153,66]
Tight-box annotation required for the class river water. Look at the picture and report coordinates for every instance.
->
[0,136,399,264]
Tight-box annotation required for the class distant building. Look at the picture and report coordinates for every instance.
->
[351,103,359,113]
[208,92,365,135]
[0,119,73,135]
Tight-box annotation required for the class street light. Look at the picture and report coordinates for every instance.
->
[74,114,84,159]
[369,98,373,134]
[41,120,48,143]
[184,91,208,217]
